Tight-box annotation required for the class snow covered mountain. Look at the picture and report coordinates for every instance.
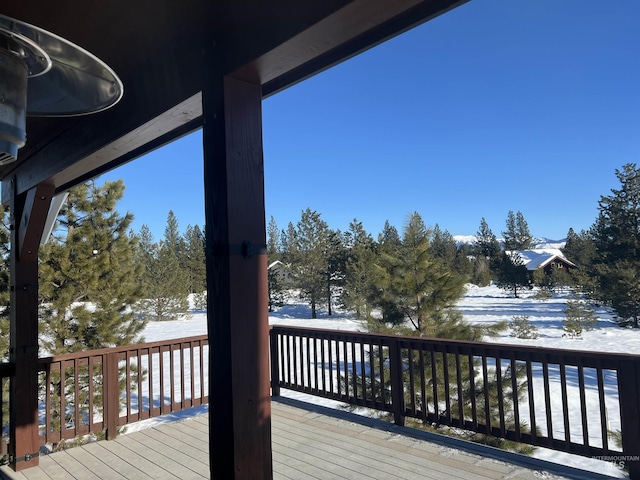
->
[453,235,566,249]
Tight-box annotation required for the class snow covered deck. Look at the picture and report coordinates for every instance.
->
[0,398,606,480]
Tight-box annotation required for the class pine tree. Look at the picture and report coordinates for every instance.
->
[563,296,598,338]
[561,227,597,293]
[496,251,531,298]
[267,216,281,260]
[342,219,377,319]
[591,163,640,327]
[324,229,346,315]
[372,212,468,334]
[372,220,404,325]
[430,224,457,271]
[474,217,502,276]
[183,224,207,294]
[502,210,533,251]
[280,221,298,265]
[39,180,146,353]
[292,209,330,318]
[38,180,145,439]
[136,216,190,321]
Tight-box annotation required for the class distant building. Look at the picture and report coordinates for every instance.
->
[506,249,577,275]
[268,260,293,285]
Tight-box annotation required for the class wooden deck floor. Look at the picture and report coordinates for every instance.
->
[0,398,611,480]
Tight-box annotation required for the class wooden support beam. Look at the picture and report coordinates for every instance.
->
[9,181,54,471]
[202,58,272,477]
[18,183,55,262]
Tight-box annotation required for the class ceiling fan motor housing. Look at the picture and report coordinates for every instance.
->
[0,47,27,165]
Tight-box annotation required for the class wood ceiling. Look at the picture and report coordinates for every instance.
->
[0,0,467,203]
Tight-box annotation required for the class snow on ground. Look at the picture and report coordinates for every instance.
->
[132,285,636,478]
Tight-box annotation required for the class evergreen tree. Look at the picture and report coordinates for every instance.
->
[371,212,468,335]
[136,215,190,321]
[38,180,145,439]
[292,209,330,318]
[267,216,286,311]
[474,217,502,276]
[496,251,531,298]
[502,210,533,251]
[590,163,640,326]
[430,224,458,271]
[372,220,405,325]
[39,180,146,353]
[183,224,207,294]
[324,229,346,315]
[563,296,598,338]
[267,216,281,260]
[342,219,377,319]
[562,227,597,293]
[280,221,298,265]
[378,220,401,253]
[183,224,207,309]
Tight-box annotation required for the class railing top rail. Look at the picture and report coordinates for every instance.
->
[37,334,208,365]
[270,324,640,364]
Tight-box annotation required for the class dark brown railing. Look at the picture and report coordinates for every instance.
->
[36,335,208,444]
[270,325,640,476]
[2,327,640,477]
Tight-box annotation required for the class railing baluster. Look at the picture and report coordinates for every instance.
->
[482,355,490,435]
[455,349,463,426]
[419,348,427,420]
[578,361,589,448]
[328,339,334,396]
[543,361,553,445]
[526,356,536,443]
[469,353,477,430]
[596,362,608,451]
[430,350,438,418]
[361,342,367,403]
[496,355,505,436]
[342,339,348,399]
[320,336,326,394]
[510,357,520,442]
[560,363,570,445]
[408,345,416,415]
[292,335,298,388]
[351,340,357,400]
[443,350,451,423]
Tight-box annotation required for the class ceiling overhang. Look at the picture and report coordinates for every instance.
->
[0,0,467,204]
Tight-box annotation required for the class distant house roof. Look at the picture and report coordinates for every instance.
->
[507,249,577,271]
[268,260,284,270]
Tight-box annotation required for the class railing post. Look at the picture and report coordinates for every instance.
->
[389,338,405,426]
[618,359,640,480]
[269,328,280,397]
[103,352,119,440]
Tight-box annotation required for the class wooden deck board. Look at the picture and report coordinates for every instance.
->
[0,399,599,480]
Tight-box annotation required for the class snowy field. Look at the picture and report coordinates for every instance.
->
[134,284,637,478]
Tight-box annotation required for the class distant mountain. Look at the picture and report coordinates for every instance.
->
[453,235,566,249]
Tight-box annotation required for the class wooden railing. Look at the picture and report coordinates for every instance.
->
[2,327,639,476]
[270,325,640,477]
[36,335,208,444]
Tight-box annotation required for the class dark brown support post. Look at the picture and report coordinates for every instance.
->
[9,181,54,471]
[202,57,272,478]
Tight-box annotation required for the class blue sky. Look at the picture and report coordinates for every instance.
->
[101,0,640,242]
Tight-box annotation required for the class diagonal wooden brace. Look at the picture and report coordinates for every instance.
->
[17,182,55,263]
